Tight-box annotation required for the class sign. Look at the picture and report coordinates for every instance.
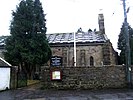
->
[50,56,62,67]
[51,70,62,80]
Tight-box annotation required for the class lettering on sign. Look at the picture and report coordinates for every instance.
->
[50,56,62,67]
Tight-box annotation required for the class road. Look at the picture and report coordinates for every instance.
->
[0,84,133,100]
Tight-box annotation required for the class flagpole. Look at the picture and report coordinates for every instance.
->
[74,32,76,67]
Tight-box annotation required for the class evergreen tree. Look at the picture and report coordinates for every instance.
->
[118,23,133,64]
[4,0,51,79]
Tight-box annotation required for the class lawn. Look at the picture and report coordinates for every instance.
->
[27,80,40,86]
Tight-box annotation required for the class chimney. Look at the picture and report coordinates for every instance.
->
[98,13,105,34]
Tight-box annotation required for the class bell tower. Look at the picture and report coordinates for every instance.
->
[98,13,105,34]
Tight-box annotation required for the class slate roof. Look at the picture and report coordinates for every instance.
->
[47,31,109,44]
[0,31,109,46]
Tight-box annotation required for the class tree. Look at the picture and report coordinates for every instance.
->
[117,23,133,64]
[4,0,51,79]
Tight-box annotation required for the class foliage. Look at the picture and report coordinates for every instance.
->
[4,0,51,78]
[117,23,133,64]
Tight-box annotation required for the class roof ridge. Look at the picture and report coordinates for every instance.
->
[0,57,12,66]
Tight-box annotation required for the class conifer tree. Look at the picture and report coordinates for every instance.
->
[4,0,51,79]
[118,23,133,64]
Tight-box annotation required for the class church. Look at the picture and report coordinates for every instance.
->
[0,13,117,67]
[47,13,117,67]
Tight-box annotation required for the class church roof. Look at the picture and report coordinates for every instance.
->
[47,31,109,44]
[0,57,11,66]
[0,31,109,46]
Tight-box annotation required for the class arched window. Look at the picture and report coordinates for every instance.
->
[90,56,94,66]
[80,49,86,66]
[63,49,67,67]
[72,57,74,66]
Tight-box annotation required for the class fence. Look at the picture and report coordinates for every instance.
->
[10,66,27,89]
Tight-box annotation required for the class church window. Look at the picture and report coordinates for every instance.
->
[90,56,94,66]
[62,49,67,67]
[72,57,74,66]
[80,49,86,66]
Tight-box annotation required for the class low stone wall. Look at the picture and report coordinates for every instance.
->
[41,65,130,90]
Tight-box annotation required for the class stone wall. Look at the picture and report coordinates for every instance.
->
[41,65,129,90]
[51,44,116,67]
[102,42,117,65]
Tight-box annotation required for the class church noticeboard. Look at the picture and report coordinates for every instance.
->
[50,56,62,67]
[51,70,62,80]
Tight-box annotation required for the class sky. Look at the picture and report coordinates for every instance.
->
[0,0,133,52]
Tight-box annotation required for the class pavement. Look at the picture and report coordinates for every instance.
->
[0,83,133,100]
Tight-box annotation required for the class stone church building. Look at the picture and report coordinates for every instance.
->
[0,13,117,67]
[47,13,117,67]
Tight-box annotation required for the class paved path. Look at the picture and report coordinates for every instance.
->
[0,84,133,100]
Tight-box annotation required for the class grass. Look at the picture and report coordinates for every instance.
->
[27,80,40,86]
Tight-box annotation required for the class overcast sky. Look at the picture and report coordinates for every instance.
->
[0,0,133,51]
